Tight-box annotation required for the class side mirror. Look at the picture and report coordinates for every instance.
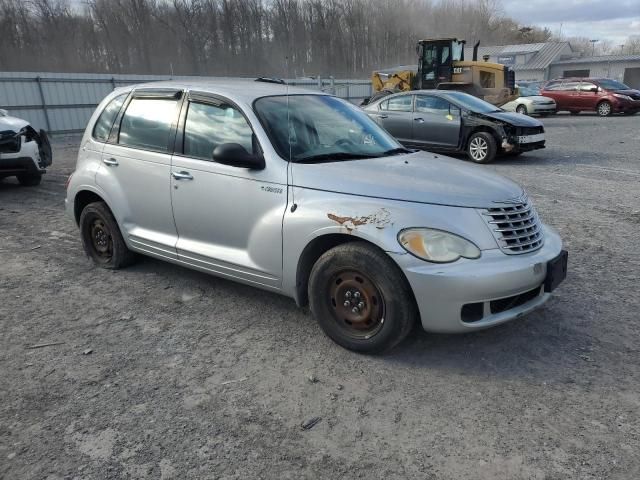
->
[590,86,599,93]
[212,143,265,170]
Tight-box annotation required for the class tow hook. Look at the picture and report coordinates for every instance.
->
[501,139,515,152]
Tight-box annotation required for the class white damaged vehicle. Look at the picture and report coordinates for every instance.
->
[0,109,52,186]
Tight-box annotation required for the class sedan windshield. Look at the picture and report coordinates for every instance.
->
[254,95,404,162]
[597,79,631,90]
[518,86,540,96]
[440,91,500,113]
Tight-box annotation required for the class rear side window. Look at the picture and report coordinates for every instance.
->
[92,93,126,142]
[118,98,179,152]
[183,102,254,160]
[385,96,413,112]
[559,82,579,91]
[543,81,562,91]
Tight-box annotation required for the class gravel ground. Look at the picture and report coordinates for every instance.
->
[1,113,639,479]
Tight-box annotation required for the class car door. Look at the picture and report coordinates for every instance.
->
[372,95,414,144]
[577,81,599,110]
[412,95,461,149]
[169,92,286,289]
[561,81,581,109]
[96,89,182,259]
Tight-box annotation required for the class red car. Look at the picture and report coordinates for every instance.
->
[540,78,640,116]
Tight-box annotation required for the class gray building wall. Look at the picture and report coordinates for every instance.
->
[549,61,640,88]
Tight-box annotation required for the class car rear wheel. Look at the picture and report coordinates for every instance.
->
[467,132,497,164]
[597,101,612,117]
[17,174,42,186]
[79,201,135,269]
[308,242,416,353]
[516,104,528,115]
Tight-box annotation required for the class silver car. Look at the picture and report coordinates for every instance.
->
[501,85,557,116]
[65,81,567,353]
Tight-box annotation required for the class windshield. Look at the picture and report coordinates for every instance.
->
[518,85,540,96]
[597,79,631,90]
[254,95,402,162]
[440,91,500,113]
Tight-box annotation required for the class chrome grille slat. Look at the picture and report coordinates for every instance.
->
[483,197,544,254]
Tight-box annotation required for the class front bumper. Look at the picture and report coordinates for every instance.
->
[529,103,556,114]
[612,99,640,113]
[390,225,563,333]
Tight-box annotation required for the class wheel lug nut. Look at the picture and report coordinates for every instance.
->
[352,307,359,314]
[358,302,364,309]
[354,291,361,299]
[343,301,350,307]
[345,291,352,299]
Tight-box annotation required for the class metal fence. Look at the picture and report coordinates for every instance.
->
[0,72,372,134]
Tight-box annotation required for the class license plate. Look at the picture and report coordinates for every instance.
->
[544,250,568,292]
[518,133,545,144]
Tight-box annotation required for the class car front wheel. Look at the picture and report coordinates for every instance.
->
[516,104,528,115]
[597,101,612,117]
[308,242,416,353]
[467,132,497,164]
[79,201,135,269]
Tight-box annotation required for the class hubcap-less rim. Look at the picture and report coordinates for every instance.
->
[599,103,611,116]
[90,218,113,259]
[469,137,488,161]
[328,270,385,339]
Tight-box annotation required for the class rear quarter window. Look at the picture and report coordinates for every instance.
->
[92,93,127,142]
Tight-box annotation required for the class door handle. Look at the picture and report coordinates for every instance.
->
[378,114,388,119]
[103,157,118,166]
[414,117,425,123]
[172,171,193,180]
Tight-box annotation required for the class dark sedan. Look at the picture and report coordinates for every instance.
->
[363,90,545,163]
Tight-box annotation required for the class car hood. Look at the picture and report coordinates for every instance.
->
[523,95,555,103]
[614,89,640,98]
[0,114,30,133]
[291,150,524,208]
[478,110,543,126]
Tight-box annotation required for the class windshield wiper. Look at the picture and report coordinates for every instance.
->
[382,147,413,156]
[294,152,380,163]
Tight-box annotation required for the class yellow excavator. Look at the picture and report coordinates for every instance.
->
[368,38,517,106]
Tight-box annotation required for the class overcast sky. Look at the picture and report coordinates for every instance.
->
[502,0,640,45]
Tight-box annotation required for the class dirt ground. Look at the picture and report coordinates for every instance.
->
[1,113,639,479]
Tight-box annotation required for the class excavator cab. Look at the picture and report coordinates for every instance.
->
[416,38,466,89]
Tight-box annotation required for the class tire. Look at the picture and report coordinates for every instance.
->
[79,201,135,269]
[467,131,497,164]
[516,104,528,115]
[17,173,42,186]
[308,242,417,354]
[597,101,612,117]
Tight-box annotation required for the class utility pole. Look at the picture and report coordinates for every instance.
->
[590,39,599,56]
[619,44,624,55]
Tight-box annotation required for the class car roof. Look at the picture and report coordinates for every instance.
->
[121,79,329,104]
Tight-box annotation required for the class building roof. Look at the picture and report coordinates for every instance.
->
[464,42,571,71]
[551,54,640,65]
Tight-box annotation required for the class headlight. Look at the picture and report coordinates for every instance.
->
[613,93,632,101]
[398,228,481,263]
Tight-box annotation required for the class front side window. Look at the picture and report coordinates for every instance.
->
[183,102,254,160]
[118,98,179,152]
[254,95,401,162]
[415,96,450,113]
[93,93,127,142]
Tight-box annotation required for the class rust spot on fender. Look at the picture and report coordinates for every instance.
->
[327,208,392,231]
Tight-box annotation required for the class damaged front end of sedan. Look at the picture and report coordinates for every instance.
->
[0,109,52,186]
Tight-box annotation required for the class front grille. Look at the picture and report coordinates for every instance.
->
[483,198,544,254]
[516,126,544,136]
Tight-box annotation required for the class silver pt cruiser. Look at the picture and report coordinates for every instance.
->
[65,81,567,353]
